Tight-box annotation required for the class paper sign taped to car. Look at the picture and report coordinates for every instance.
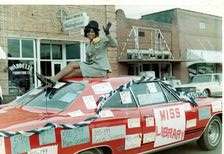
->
[211,101,222,112]
[186,118,197,128]
[147,82,158,93]
[125,134,141,150]
[39,127,56,145]
[99,110,114,118]
[143,132,156,143]
[128,118,140,128]
[120,91,132,104]
[91,82,113,94]
[28,145,58,154]
[82,95,97,109]
[154,104,185,147]
[92,125,126,144]
[61,126,90,148]
[0,137,6,154]
[10,134,31,154]
[146,117,154,127]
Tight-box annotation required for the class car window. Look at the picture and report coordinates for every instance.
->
[219,74,222,80]
[214,74,222,82]
[191,75,212,83]
[16,82,85,110]
[160,84,179,102]
[131,82,167,106]
[104,89,137,108]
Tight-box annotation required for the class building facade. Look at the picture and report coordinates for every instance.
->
[141,8,222,83]
[0,5,118,95]
[116,9,182,81]
[0,6,222,97]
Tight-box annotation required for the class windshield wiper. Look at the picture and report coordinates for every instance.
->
[45,87,58,99]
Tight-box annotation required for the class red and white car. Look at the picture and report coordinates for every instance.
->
[0,76,222,154]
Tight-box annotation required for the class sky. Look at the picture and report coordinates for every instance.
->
[1,0,224,19]
[115,0,224,19]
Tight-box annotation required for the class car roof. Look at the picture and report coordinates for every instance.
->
[194,73,222,76]
[197,73,222,75]
[60,76,139,112]
[62,76,139,85]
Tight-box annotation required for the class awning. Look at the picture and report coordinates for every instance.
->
[186,49,222,66]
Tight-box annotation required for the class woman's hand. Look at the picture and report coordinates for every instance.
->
[103,22,112,35]
[92,37,101,44]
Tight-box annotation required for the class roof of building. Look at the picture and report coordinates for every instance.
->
[141,8,221,23]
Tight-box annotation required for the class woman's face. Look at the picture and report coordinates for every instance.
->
[86,28,96,41]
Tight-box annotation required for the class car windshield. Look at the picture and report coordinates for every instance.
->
[190,75,212,83]
[15,82,85,110]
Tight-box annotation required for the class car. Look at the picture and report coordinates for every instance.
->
[178,73,222,97]
[0,76,222,154]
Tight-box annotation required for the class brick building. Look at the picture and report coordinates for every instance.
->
[0,5,118,95]
[116,8,222,83]
[116,9,182,81]
[0,6,222,97]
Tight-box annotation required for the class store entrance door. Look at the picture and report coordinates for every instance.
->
[52,62,63,76]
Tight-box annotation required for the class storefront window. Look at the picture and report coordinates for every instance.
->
[8,38,34,58]
[8,39,20,57]
[8,38,35,96]
[40,44,51,59]
[161,63,171,80]
[8,60,34,96]
[41,61,52,76]
[22,40,34,58]
[52,44,62,59]
[128,63,172,79]
[40,43,63,76]
[66,43,80,59]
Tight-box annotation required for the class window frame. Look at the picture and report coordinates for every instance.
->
[130,81,181,107]
[8,38,35,59]
[103,88,138,108]
[199,21,206,30]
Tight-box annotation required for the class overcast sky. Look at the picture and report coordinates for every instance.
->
[1,0,223,19]
[115,0,223,19]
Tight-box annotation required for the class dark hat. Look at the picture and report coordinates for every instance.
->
[85,20,100,31]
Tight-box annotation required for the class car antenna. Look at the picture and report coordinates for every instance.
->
[44,86,56,118]
[36,72,55,118]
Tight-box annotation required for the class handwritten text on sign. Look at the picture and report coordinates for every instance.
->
[39,127,56,145]
[61,126,90,148]
[92,125,126,144]
[91,82,113,94]
[10,134,31,154]
[125,134,141,150]
[28,145,58,154]
[154,105,186,147]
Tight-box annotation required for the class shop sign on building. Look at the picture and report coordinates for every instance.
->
[63,12,89,31]
[9,63,33,75]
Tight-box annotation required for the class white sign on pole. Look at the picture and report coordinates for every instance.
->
[63,12,89,31]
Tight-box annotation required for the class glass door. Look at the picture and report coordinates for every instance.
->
[52,61,63,76]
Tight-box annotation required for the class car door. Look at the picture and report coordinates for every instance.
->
[210,74,222,95]
[130,81,188,152]
[102,88,143,153]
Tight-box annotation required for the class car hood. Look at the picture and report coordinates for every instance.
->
[0,105,45,131]
[0,104,96,133]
